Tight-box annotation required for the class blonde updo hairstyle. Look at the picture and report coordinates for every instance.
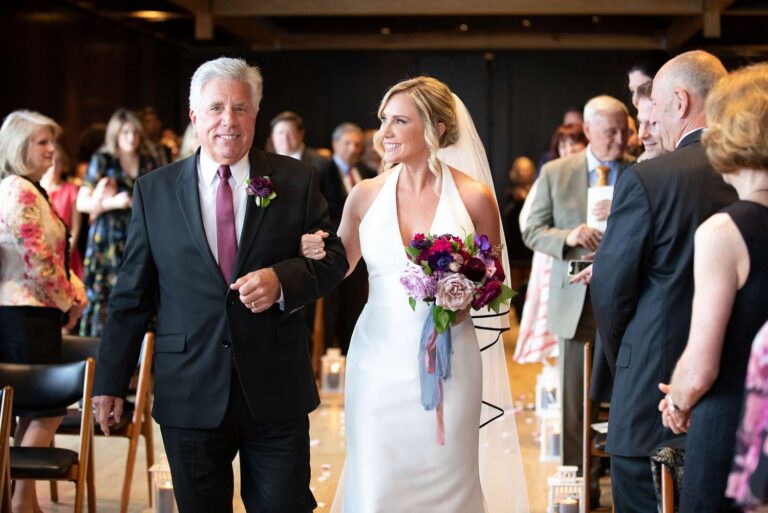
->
[703,62,768,175]
[374,77,459,194]
[0,110,61,179]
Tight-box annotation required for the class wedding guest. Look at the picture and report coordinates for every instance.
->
[0,110,86,513]
[635,82,665,163]
[140,106,171,166]
[502,156,535,315]
[514,125,586,363]
[660,62,768,513]
[77,108,156,337]
[537,109,586,173]
[41,143,84,280]
[590,51,735,513]
[627,52,668,109]
[728,321,768,511]
[177,123,199,161]
[523,95,634,507]
[626,115,641,158]
[361,128,383,174]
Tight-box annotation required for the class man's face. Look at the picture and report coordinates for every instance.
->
[190,78,256,165]
[332,131,363,166]
[583,110,628,161]
[637,96,663,159]
[650,73,679,153]
[271,121,304,156]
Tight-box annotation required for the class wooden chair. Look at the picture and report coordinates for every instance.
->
[0,386,13,513]
[584,341,611,512]
[0,359,96,513]
[56,333,155,513]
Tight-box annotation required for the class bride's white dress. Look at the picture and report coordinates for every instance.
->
[333,163,485,512]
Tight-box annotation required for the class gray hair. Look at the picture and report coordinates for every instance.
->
[0,110,61,179]
[656,50,727,101]
[583,95,629,124]
[332,122,363,143]
[189,57,263,112]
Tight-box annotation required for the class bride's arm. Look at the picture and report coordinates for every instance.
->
[301,181,371,278]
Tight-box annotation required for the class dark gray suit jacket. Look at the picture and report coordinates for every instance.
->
[93,149,348,428]
[590,130,737,457]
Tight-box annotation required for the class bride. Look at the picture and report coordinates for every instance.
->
[302,76,529,513]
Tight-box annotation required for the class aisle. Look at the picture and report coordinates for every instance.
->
[40,320,579,513]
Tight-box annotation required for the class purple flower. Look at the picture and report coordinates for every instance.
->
[427,251,453,272]
[475,234,492,253]
[400,264,437,301]
[411,238,431,251]
[461,257,486,282]
[246,176,276,207]
[435,273,475,311]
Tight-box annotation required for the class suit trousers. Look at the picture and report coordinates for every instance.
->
[559,297,600,500]
[160,371,316,513]
[611,455,658,513]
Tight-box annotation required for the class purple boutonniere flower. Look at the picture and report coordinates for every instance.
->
[245,176,277,208]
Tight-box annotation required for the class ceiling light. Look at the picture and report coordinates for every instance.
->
[381,27,391,35]
[459,23,469,32]
[522,19,532,28]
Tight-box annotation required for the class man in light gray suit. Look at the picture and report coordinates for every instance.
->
[523,95,633,504]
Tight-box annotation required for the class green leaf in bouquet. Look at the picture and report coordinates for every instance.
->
[421,261,433,275]
[432,306,455,334]
[488,284,517,313]
[405,246,421,260]
[408,297,417,311]
[464,233,476,254]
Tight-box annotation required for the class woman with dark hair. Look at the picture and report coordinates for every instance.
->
[76,108,156,336]
[548,122,588,161]
[0,110,87,512]
[627,51,669,108]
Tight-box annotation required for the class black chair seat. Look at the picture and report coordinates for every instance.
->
[59,401,134,435]
[10,447,78,479]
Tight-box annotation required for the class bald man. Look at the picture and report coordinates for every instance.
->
[590,51,737,512]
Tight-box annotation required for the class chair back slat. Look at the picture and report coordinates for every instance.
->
[0,361,86,413]
[61,336,100,363]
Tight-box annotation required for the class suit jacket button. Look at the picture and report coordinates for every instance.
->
[221,340,231,348]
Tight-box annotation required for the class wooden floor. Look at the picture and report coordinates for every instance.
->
[39,317,609,513]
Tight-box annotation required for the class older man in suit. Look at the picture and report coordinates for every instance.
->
[590,51,735,513]
[523,95,633,503]
[92,57,348,513]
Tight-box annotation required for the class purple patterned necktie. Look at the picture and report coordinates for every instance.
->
[216,164,237,282]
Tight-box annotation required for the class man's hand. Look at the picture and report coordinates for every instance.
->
[92,395,124,436]
[301,230,328,260]
[566,224,603,251]
[231,268,281,313]
[590,199,612,222]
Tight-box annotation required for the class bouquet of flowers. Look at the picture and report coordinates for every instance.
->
[401,232,515,333]
[400,232,515,445]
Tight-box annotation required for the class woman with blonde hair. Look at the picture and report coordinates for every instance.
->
[660,62,768,512]
[0,110,87,512]
[302,77,528,512]
[77,108,156,336]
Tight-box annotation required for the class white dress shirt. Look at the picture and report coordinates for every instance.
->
[585,145,619,187]
[197,149,250,266]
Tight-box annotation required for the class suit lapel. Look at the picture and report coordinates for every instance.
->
[175,151,226,286]
[678,128,703,149]
[232,150,273,281]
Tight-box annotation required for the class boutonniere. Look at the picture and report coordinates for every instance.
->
[245,176,276,208]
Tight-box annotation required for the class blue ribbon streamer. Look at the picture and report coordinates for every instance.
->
[419,307,453,411]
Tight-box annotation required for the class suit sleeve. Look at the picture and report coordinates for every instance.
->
[521,166,572,260]
[590,169,652,369]
[93,179,158,397]
[271,167,349,316]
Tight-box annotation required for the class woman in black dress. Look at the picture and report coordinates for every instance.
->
[0,110,87,513]
[660,62,768,512]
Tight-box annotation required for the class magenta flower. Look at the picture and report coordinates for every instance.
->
[472,280,502,309]
[461,257,486,282]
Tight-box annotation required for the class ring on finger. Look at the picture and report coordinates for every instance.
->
[250,301,257,309]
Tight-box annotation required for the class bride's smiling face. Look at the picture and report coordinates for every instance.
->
[378,93,429,165]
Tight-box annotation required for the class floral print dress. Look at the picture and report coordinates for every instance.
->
[79,151,155,336]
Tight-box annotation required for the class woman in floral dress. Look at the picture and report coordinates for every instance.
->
[77,108,156,336]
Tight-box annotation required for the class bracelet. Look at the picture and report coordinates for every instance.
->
[665,394,687,414]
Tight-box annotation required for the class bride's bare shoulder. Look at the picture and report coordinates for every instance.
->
[447,166,496,210]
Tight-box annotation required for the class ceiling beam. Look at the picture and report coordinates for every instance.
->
[249,31,662,51]
[664,16,704,51]
[703,0,737,38]
[216,0,704,17]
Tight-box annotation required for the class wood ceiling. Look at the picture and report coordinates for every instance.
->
[36,0,768,55]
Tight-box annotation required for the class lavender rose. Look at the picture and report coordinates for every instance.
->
[435,273,475,311]
[400,264,437,301]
